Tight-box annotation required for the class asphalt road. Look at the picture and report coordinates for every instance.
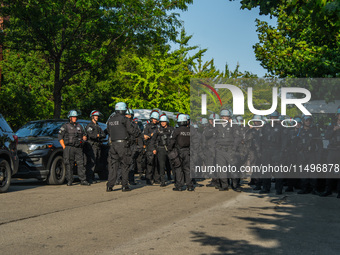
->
[1,178,340,255]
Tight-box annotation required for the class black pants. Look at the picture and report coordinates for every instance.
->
[146,150,159,181]
[261,148,282,192]
[215,146,238,189]
[64,146,86,182]
[175,148,192,188]
[297,150,318,191]
[324,149,340,194]
[85,143,101,181]
[107,141,131,188]
[136,150,145,175]
[157,147,168,183]
[128,149,140,183]
[203,152,217,185]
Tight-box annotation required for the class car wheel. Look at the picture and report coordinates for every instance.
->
[0,158,12,193]
[47,156,66,185]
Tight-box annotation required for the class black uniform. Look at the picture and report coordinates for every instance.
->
[84,121,106,182]
[296,125,322,194]
[128,122,144,184]
[150,125,174,184]
[214,121,241,190]
[169,125,191,190]
[58,122,87,184]
[285,126,301,191]
[202,124,217,186]
[106,113,139,189]
[321,123,340,196]
[143,122,159,183]
[190,126,202,173]
[243,126,262,187]
[260,122,287,193]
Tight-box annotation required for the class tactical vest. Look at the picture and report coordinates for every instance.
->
[157,126,172,147]
[144,123,158,145]
[107,114,128,140]
[87,122,102,143]
[64,123,83,147]
[329,128,340,148]
[176,126,190,148]
[216,124,234,146]
[262,124,283,147]
[297,128,316,151]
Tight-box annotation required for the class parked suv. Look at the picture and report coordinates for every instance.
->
[15,119,108,185]
[0,114,19,193]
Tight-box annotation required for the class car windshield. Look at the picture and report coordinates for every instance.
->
[16,121,65,138]
[0,114,14,133]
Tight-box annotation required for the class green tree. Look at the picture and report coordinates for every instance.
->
[234,0,340,102]
[109,29,206,114]
[253,8,339,78]
[190,59,258,121]
[235,0,339,78]
[0,0,193,118]
[0,50,54,130]
[238,0,340,19]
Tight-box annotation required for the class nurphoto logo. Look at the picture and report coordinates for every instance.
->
[201,84,312,116]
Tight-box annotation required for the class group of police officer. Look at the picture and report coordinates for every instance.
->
[58,102,192,192]
[58,103,340,197]
[191,108,340,198]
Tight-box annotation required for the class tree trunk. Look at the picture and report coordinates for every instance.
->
[53,60,63,119]
[53,85,62,119]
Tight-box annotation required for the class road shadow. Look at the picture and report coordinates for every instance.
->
[8,178,48,192]
[190,231,276,255]
[189,180,340,255]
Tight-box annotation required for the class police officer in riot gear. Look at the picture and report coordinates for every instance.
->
[169,114,193,191]
[133,117,146,180]
[240,115,262,189]
[106,102,139,192]
[321,109,340,198]
[150,114,174,186]
[233,115,247,191]
[144,111,160,185]
[59,110,90,186]
[285,116,303,192]
[259,111,287,194]
[126,109,143,185]
[296,115,323,194]
[215,109,241,191]
[85,110,106,184]
[191,118,203,179]
[204,114,219,188]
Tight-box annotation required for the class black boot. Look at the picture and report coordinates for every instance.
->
[122,186,131,192]
[320,191,332,197]
[80,180,91,186]
[187,186,195,191]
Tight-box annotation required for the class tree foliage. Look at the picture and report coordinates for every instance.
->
[108,30,207,114]
[233,0,340,102]
[253,4,339,78]
[0,0,193,118]
[234,0,340,78]
[0,50,54,130]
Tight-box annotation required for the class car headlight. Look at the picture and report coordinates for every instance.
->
[28,144,53,151]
